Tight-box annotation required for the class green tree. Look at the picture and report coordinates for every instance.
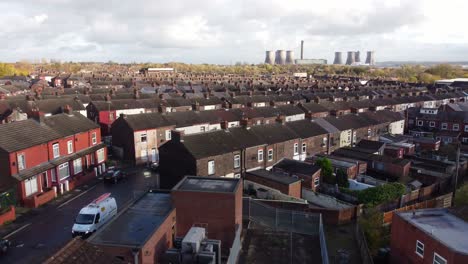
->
[357,182,406,207]
[454,184,468,207]
[315,157,335,184]
[336,169,349,188]
[359,208,386,255]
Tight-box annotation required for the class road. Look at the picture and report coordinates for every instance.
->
[1,167,159,264]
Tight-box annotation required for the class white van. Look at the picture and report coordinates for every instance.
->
[72,193,117,237]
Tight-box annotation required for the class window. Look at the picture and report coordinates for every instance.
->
[91,132,97,145]
[208,160,215,175]
[165,130,172,140]
[268,149,273,161]
[294,143,299,154]
[323,136,328,146]
[367,128,372,137]
[314,177,320,187]
[58,162,70,180]
[415,240,424,258]
[17,153,26,171]
[53,143,60,158]
[433,253,446,264]
[73,158,82,174]
[302,143,306,154]
[234,173,241,178]
[141,133,147,142]
[67,140,73,154]
[97,148,105,163]
[463,137,468,143]
[200,126,206,132]
[453,124,459,131]
[234,155,240,168]
[441,123,447,130]
[417,120,423,126]
[258,149,264,162]
[429,121,435,127]
[465,125,468,132]
[24,176,38,196]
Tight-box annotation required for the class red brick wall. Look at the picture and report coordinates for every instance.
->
[172,182,242,253]
[141,209,176,264]
[245,172,291,196]
[390,213,468,264]
[0,206,15,225]
[9,144,49,175]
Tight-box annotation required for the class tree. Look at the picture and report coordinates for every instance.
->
[315,157,335,184]
[454,184,468,207]
[336,169,349,188]
[359,208,386,255]
[357,182,406,207]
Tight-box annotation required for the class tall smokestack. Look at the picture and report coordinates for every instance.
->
[365,51,375,65]
[286,50,295,64]
[346,51,356,65]
[355,51,361,63]
[300,40,304,60]
[265,51,275,64]
[275,50,286,65]
[333,52,343,65]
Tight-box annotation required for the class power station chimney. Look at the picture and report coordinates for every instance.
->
[355,51,361,63]
[300,40,304,60]
[275,50,286,65]
[265,51,275,64]
[365,51,375,65]
[346,51,356,65]
[333,52,343,65]
[286,50,295,64]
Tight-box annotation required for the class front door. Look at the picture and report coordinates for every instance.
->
[42,172,48,190]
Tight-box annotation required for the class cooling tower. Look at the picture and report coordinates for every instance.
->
[275,50,287,65]
[333,52,343,65]
[346,51,356,65]
[286,50,295,64]
[355,51,361,63]
[365,51,375,65]
[265,51,275,64]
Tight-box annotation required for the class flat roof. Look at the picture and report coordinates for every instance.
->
[398,208,468,254]
[173,176,240,193]
[247,169,301,185]
[89,192,173,248]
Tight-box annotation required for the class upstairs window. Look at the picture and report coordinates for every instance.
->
[415,240,424,258]
[208,160,215,175]
[92,132,97,145]
[165,130,172,140]
[268,149,273,161]
[441,123,448,130]
[17,153,26,171]
[294,143,299,154]
[67,140,73,154]
[302,143,307,154]
[141,133,147,142]
[433,253,446,264]
[53,143,60,158]
[234,155,240,168]
[453,124,459,131]
[258,149,264,162]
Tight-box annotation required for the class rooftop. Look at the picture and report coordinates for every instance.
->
[398,208,468,254]
[247,169,302,185]
[89,192,173,248]
[173,176,240,193]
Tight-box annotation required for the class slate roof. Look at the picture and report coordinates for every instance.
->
[42,113,99,137]
[247,169,301,185]
[285,119,328,138]
[0,119,61,153]
[299,102,329,114]
[120,112,172,131]
[182,130,240,158]
[249,123,299,144]
[273,158,321,175]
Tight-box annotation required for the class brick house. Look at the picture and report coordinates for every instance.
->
[0,113,106,207]
[111,113,175,164]
[245,169,302,198]
[272,158,321,191]
[390,208,468,264]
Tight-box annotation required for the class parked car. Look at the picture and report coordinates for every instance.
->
[103,167,125,184]
[72,193,117,238]
[0,239,11,255]
[150,161,159,172]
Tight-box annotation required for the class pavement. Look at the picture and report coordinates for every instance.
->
[0,166,160,264]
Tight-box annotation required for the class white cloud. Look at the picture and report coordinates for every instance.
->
[0,0,466,63]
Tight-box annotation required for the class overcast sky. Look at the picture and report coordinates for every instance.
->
[0,0,466,64]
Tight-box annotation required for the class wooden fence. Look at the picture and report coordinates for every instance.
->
[382,193,452,224]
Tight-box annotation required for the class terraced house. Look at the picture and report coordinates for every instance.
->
[0,113,106,207]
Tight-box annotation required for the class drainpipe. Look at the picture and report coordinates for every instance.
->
[132,249,139,264]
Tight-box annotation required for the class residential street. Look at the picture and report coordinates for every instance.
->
[0,167,159,264]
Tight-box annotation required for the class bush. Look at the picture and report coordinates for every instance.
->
[357,182,406,207]
[315,157,335,184]
[336,169,349,188]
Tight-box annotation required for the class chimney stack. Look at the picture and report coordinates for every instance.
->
[346,51,356,65]
[333,52,343,65]
[365,51,376,65]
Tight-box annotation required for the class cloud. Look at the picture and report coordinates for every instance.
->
[0,0,466,63]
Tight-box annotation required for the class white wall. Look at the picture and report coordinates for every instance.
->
[389,120,405,135]
[285,113,305,122]
[176,123,210,135]
[340,129,352,147]
[116,108,145,116]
